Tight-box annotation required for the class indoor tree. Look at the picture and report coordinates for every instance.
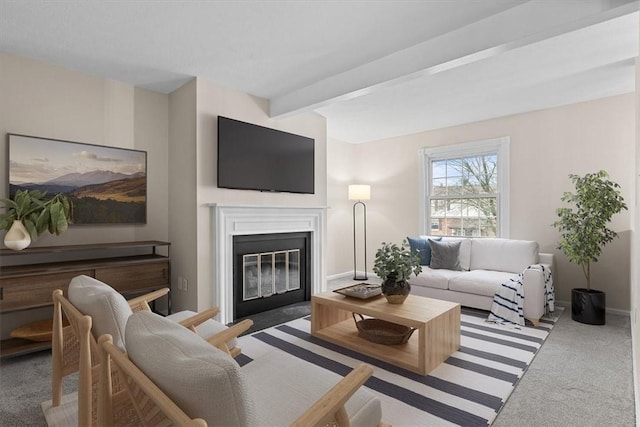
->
[552,170,627,290]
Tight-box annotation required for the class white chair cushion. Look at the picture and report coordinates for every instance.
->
[68,275,132,350]
[470,238,538,274]
[126,311,256,427]
[167,310,238,349]
[242,349,382,427]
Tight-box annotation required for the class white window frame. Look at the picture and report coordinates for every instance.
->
[419,137,510,238]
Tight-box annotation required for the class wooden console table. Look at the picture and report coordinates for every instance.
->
[0,240,170,358]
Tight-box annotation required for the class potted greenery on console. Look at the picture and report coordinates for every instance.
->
[373,240,422,304]
[0,189,72,250]
[552,170,627,325]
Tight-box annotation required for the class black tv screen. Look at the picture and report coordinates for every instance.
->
[217,116,315,194]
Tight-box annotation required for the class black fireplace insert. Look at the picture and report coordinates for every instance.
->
[233,232,311,319]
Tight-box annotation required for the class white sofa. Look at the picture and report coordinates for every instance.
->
[407,237,553,326]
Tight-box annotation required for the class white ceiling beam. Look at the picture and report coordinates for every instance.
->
[269,0,639,118]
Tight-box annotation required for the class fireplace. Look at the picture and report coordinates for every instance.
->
[210,204,326,324]
[233,232,311,318]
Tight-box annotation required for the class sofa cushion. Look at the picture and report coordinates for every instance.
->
[421,236,471,270]
[429,239,462,270]
[407,236,442,265]
[68,275,132,350]
[470,238,538,274]
[448,270,518,297]
[408,267,465,290]
[126,311,256,426]
[242,350,382,427]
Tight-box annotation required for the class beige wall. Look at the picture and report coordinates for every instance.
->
[327,94,635,311]
[326,138,358,278]
[168,79,198,312]
[0,52,170,245]
[0,52,169,338]
[0,52,328,333]
[1,49,634,330]
[167,78,328,312]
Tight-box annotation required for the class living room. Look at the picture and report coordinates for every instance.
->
[0,1,639,426]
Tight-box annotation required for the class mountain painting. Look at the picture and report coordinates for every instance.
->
[8,134,147,224]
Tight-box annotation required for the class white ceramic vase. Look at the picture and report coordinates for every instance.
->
[4,220,31,250]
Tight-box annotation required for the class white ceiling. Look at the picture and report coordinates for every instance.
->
[1,0,638,143]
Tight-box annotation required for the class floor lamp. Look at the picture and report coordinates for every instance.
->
[348,184,370,281]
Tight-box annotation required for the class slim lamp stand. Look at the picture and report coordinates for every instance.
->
[352,201,368,281]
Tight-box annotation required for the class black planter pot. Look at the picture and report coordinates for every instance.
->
[571,288,606,325]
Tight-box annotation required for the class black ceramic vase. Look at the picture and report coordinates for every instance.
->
[571,288,606,325]
[381,279,411,304]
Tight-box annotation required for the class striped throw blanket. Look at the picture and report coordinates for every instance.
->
[488,264,554,326]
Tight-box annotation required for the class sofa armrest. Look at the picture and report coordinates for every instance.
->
[538,253,554,272]
[522,268,547,323]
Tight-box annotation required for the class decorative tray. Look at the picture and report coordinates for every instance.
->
[333,283,382,299]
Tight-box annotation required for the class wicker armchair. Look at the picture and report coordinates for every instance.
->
[51,275,252,426]
[97,311,386,427]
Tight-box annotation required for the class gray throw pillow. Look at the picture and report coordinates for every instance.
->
[429,239,462,270]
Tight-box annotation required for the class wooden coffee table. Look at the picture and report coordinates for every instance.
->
[311,291,460,375]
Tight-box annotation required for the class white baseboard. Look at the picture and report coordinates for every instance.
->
[555,299,630,317]
[607,307,632,316]
[326,271,353,281]
[327,271,378,280]
[326,271,378,281]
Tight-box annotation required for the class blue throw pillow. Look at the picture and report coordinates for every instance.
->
[407,236,442,266]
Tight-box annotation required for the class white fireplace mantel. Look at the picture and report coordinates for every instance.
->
[209,204,326,324]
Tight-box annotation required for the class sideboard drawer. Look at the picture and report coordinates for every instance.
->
[0,270,93,312]
[95,261,169,294]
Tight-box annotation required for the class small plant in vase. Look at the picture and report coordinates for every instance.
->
[0,189,72,250]
[373,240,422,304]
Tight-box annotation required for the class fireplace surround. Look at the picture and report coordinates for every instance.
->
[210,204,326,324]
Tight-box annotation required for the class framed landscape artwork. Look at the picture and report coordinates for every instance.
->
[8,134,147,224]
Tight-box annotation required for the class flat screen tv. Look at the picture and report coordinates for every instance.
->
[217,116,315,194]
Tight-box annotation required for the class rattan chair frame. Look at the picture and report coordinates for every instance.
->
[51,287,251,426]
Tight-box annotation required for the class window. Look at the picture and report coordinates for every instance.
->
[419,137,509,237]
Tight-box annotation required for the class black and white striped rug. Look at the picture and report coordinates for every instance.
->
[236,307,561,426]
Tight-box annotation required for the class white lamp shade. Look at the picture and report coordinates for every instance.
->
[348,184,371,201]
